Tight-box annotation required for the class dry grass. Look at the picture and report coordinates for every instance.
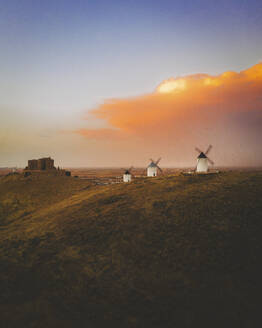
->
[0,171,262,327]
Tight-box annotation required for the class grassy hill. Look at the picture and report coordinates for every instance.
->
[0,171,262,328]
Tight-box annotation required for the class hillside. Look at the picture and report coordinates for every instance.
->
[0,171,262,328]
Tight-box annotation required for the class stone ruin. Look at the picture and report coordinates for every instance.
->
[24,157,71,177]
[27,157,55,171]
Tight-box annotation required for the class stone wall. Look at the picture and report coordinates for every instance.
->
[28,157,55,170]
[25,157,70,177]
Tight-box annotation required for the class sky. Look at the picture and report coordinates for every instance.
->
[0,0,262,167]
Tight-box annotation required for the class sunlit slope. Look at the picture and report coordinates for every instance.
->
[0,172,262,328]
[0,175,92,226]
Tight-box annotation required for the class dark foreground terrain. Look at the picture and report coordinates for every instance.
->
[0,171,262,328]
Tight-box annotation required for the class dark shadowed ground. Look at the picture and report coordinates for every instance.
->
[0,170,262,327]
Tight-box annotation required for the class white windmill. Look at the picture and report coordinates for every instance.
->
[123,166,133,182]
[147,158,162,177]
[195,145,214,173]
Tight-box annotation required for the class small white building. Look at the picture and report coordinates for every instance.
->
[147,162,158,177]
[196,152,208,173]
[123,170,132,182]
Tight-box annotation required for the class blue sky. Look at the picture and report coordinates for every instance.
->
[0,0,261,166]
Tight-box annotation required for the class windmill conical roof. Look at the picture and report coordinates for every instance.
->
[198,152,207,159]
[148,162,157,168]
[124,170,131,175]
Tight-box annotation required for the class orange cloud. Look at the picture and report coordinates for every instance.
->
[77,63,262,166]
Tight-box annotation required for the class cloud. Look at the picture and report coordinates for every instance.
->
[77,63,262,166]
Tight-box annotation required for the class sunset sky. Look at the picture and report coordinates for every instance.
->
[1,0,262,167]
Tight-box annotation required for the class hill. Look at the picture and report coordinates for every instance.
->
[0,171,262,328]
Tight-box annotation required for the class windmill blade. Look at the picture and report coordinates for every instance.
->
[156,157,161,165]
[150,158,154,163]
[207,157,214,165]
[205,145,212,155]
[157,165,163,173]
[195,147,202,153]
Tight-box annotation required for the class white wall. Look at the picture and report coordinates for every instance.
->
[123,173,132,182]
[196,158,208,172]
[147,166,157,177]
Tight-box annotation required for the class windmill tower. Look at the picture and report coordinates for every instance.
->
[195,145,214,173]
[147,158,162,177]
[123,166,133,182]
